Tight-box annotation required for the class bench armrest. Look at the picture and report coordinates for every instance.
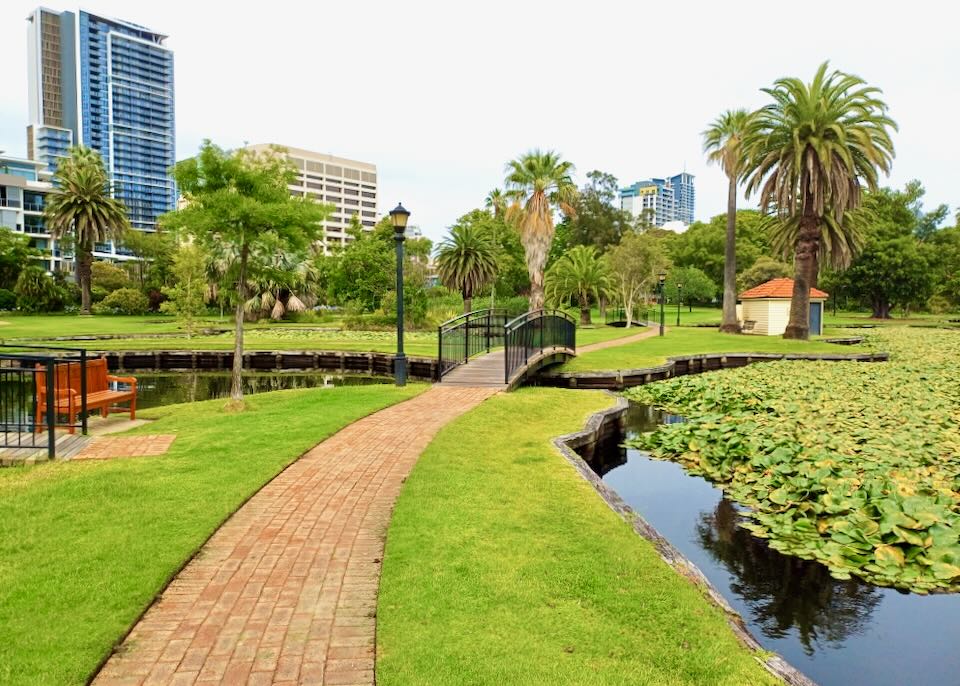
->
[107,375,137,389]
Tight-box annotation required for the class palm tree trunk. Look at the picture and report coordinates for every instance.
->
[719,175,739,333]
[580,295,591,325]
[463,296,472,314]
[784,213,820,340]
[78,243,93,315]
[230,244,249,403]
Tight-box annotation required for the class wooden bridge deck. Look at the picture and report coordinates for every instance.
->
[440,350,508,389]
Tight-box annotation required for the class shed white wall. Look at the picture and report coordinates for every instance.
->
[741,299,791,336]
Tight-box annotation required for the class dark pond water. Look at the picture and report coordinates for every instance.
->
[124,372,389,410]
[585,403,960,686]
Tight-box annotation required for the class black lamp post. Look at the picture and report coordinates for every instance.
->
[676,282,683,327]
[389,203,410,387]
[658,270,667,336]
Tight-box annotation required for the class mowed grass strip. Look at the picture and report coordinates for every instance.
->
[377,388,778,686]
[560,327,844,372]
[0,383,423,686]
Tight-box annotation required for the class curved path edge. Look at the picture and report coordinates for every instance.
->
[552,393,817,686]
[93,385,497,686]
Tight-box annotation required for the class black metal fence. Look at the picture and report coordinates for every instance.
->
[437,309,508,379]
[504,309,576,384]
[0,345,88,459]
[604,304,653,327]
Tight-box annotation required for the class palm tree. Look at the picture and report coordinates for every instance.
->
[703,109,752,334]
[504,150,578,311]
[435,222,498,313]
[45,146,130,314]
[742,62,896,339]
[485,188,507,219]
[545,245,611,325]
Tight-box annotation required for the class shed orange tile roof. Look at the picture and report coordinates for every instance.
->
[739,278,829,300]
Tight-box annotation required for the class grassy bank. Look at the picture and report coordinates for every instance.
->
[560,327,843,372]
[377,388,777,685]
[0,383,423,685]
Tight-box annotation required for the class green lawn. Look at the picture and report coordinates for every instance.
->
[560,327,845,372]
[377,388,778,686]
[0,383,423,686]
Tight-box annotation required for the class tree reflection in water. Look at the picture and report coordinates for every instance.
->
[696,499,882,654]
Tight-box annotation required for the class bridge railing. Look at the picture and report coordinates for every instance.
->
[437,308,509,379]
[504,309,576,384]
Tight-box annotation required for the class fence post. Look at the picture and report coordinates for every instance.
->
[45,359,55,459]
[437,325,443,381]
[80,349,88,435]
[486,311,491,353]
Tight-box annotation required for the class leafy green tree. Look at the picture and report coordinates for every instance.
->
[669,211,770,286]
[122,229,175,292]
[44,146,130,314]
[545,245,611,325]
[504,150,578,311]
[743,62,896,339]
[92,261,131,293]
[0,230,39,290]
[163,141,330,404]
[664,266,716,308]
[607,232,670,329]
[436,221,497,314]
[738,256,794,292]
[14,266,63,312]
[567,170,634,251]
[161,244,208,337]
[328,230,394,310]
[703,109,752,333]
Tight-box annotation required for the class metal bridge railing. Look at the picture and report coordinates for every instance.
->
[437,308,508,379]
[504,309,576,384]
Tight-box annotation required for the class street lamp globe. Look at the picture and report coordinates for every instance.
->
[389,203,410,234]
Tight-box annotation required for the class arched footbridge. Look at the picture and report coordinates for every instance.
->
[437,308,576,390]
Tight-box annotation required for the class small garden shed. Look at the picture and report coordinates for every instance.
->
[737,278,828,336]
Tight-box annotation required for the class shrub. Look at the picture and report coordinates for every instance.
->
[94,287,150,315]
[927,294,952,315]
[0,288,17,310]
[92,261,132,292]
[14,267,63,312]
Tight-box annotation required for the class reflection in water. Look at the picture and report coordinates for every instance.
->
[125,372,388,410]
[696,499,881,654]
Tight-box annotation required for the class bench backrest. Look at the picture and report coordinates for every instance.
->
[36,357,110,396]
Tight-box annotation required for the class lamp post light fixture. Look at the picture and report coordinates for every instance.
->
[389,202,411,387]
[658,270,667,336]
[676,282,683,327]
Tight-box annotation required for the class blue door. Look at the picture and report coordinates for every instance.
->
[809,302,822,335]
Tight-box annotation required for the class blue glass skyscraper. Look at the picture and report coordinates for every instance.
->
[27,8,175,244]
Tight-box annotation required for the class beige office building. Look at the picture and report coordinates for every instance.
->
[245,144,378,250]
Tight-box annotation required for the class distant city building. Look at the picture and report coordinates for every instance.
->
[0,152,64,272]
[26,7,176,257]
[619,172,695,227]
[245,144,378,252]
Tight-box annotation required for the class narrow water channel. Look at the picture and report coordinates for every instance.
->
[584,403,960,686]
[127,372,389,410]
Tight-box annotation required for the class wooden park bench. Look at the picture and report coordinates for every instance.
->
[36,357,137,433]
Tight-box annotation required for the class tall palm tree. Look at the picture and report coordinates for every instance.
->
[742,62,896,339]
[485,188,508,219]
[504,150,578,311]
[703,109,752,334]
[45,147,130,314]
[435,222,498,313]
[545,245,611,325]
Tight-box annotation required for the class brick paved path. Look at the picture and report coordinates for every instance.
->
[74,434,177,460]
[94,386,497,686]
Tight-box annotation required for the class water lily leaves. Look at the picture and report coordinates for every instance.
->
[623,327,960,593]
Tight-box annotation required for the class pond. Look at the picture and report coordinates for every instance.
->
[585,403,960,686]
[125,372,389,410]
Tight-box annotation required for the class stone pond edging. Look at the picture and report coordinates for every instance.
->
[553,394,818,686]
[96,349,440,381]
[539,350,889,390]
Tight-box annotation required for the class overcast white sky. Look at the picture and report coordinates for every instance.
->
[1,0,957,241]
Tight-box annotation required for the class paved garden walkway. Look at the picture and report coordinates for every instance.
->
[94,385,497,686]
[578,324,663,354]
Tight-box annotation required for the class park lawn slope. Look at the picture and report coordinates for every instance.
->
[377,388,778,686]
[0,383,423,686]
[561,327,844,372]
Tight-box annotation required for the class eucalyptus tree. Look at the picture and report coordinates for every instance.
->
[703,109,752,333]
[163,141,331,405]
[545,245,611,325]
[44,146,130,314]
[504,150,578,311]
[742,62,896,339]
[435,221,498,313]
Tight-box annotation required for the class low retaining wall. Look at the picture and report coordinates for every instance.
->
[539,351,889,390]
[553,396,817,686]
[97,349,439,381]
